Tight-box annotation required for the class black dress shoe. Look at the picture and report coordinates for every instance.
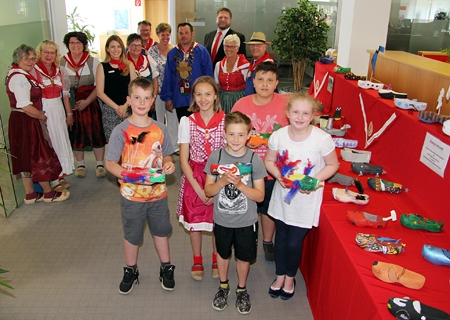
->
[280,279,296,300]
[268,279,282,298]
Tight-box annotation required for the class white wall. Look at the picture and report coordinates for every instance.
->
[64,0,144,53]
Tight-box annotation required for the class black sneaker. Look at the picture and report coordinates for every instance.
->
[119,266,139,294]
[236,289,252,314]
[212,286,230,311]
[263,242,275,263]
[159,265,175,291]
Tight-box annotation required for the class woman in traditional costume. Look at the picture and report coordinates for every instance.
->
[7,44,70,203]
[35,40,75,190]
[61,32,107,178]
[214,34,249,113]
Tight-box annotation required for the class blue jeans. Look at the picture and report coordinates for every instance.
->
[274,219,310,277]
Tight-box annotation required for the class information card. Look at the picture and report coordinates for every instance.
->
[420,132,450,177]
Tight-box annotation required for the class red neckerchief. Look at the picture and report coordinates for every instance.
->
[248,52,272,73]
[8,65,42,86]
[127,52,145,74]
[177,42,199,60]
[35,61,58,81]
[109,58,127,71]
[143,38,155,51]
[220,54,250,71]
[189,110,225,156]
[63,51,89,78]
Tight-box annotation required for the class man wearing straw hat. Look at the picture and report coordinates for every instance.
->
[244,32,274,96]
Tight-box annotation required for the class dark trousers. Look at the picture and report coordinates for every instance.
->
[175,106,191,121]
[274,219,309,277]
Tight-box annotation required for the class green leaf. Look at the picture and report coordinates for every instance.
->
[0,279,14,290]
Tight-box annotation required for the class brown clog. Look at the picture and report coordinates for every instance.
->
[372,261,425,290]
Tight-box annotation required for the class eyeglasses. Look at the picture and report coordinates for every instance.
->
[129,43,143,47]
[224,45,238,49]
[69,41,82,45]
[43,50,56,55]
[21,56,37,62]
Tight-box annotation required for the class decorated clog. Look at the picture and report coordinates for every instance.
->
[367,178,407,194]
[346,210,386,227]
[422,244,450,267]
[400,213,443,232]
[355,233,405,254]
[372,261,425,290]
[333,188,369,205]
[388,297,450,320]
[210,163,252,176]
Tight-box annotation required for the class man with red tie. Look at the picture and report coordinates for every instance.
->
[138,20,155,52]
[204,7,246,66]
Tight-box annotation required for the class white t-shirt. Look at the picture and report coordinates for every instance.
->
[267,126,335,228]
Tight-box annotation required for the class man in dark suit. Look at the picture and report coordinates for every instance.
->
[204,7,246,66]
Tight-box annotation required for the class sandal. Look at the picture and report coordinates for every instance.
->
[400,213,443,232]
[332,187,369,205]
[367,178,407,193]
[24,192,44,204]
[394,98,427,111]
[358,80,384,90]
[43,190,70,203]
[346,210,386,227]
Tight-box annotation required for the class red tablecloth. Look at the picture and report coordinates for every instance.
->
[302,62,450,320]
[307,63,334,114]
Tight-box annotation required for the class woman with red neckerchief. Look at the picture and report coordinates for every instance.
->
[6,44,70,204]
[60,32,107,179]
[213,34,249,113]
[35,40,75,191]
[126,33,159,118]
[96,35,136,143]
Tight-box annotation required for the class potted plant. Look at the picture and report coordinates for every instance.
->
[272,0,330,91]
[66,6,97,55]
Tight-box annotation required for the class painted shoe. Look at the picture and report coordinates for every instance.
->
[341,148,371,163]
[356,233,405,254]
[358,80,384,90]
[334,66,351,73]
[372,261,425,290]
[388,297,450,320]
[422,244,450,267]
[400,213,444,232]
[351,162,385,176]
[367,178,407,194]
[333,138,358,148]
[394,98,427,111]
[326,173,353,186]
[378,89,407,99]
[344,72,366,80]
[418,110,450,124]
[444,119,450,136]
[319,56,334,64]
[210,163,252,175]
[332,188,370,205]
[322,127,346,136]
[347,210,386,228]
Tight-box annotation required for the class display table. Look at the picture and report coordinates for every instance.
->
[418,50,449,63]
[302,62,450,320]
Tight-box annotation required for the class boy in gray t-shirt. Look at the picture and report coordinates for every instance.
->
[204,111,266,315]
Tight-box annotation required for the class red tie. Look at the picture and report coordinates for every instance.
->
[211,31,222,63]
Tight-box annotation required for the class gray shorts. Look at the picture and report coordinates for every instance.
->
[120,195,172,245]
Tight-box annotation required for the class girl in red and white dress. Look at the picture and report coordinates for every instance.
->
[35,40,75,190]
[214,34,249,114]
[177,76,226,281]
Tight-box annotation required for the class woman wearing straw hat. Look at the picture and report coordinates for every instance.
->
[244,32,274,96]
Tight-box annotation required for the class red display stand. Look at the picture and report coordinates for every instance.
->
[301,62,450,320]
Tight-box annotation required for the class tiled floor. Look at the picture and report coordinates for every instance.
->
[0,152,314,320]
